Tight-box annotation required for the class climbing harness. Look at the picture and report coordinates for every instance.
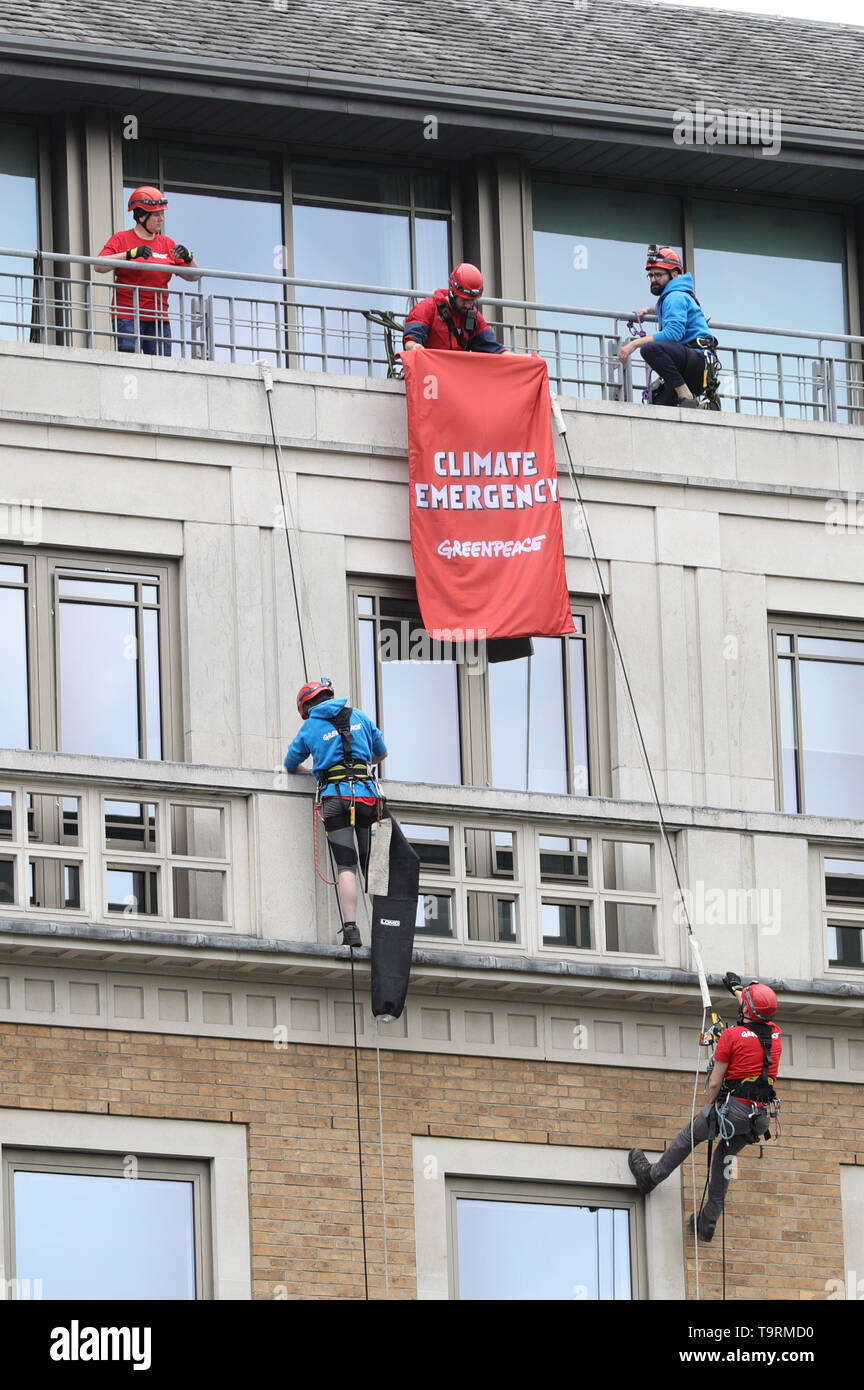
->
[624,311,723,411]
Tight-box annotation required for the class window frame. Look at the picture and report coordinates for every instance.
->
[446,1174,643,1301]
[0,548,181,762]
[820,846,864,974]
[769,615,864,816]
[348,577,610,796]
[2,1147,212,1300]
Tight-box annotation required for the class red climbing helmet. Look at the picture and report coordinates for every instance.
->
[742,983,778,1022]
[645,244,683,273]
[127,186,168,217]
[448,263,483,299]
[296,678,333,718]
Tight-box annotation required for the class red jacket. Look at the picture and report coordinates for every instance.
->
[403,289,504,353]
[715,1022,782,1081]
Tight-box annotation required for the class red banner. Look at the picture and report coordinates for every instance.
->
[403,351,574,642]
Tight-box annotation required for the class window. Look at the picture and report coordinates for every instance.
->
[3,1149,209,1300]
[825,855,864,969]
[351,582,606,794]
[0,1110,250,1301]
[449,1178,636,1300]
[772,621,864,818]
[0,785,244,930]
[292,163,452,374]
[406,819,660,958]
[0,123,40,344]
[0,552,178,760]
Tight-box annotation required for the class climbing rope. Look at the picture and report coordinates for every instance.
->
[550,390,714,1299]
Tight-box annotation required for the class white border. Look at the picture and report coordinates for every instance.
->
[412,1135,685,1300]
[0,1108,251,1300]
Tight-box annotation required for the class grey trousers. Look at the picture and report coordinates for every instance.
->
[651,1098,769,1221]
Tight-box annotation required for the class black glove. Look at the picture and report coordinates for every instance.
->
[126,244,153,261]
[722,970,742,996]
[172,245,193,265]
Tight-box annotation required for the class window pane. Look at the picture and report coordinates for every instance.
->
[402,824,451,872]
[27,794,80,846]
[490,640,567,793]
[0,124,39,343]
[604,902,655,953]
[828,925,864,967]
[568,635,590,794]
[465,828,514,880]
[456,1196,632,1300]
[107,867,159,915]
[825,859,864,906]
[799,660,864,817]
[413,173,450,211]
[777,657,799,812]
[58,578,136,601]
[162,145,281,193]
[171,805,224,859]
[467,892,517,943]
[415,892,453,937]
[542,901,592,948]
[172,867,226,922]
[0,585,30,748]
[357,595,374,616]
[539,835,589,883]
[0,856,14,903]
[59,601,139,757]
[105,801,157,852]
[143,607,163,760]
[0,790,13,840]
[293,164,411,206]
[798,637,864,659]
[359,618,377,722]
[13,1170,195,1299]
[602,841,653,893]
[28,858,81,910]
[142,585,158,604]
[416,214,450,291]
[380,660,460,783]
[0,564,25,581]
[775,634,792,653]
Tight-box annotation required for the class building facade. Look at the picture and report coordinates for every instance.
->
[1,0,864,1302]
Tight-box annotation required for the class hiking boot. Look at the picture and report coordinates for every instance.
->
[628,1148,657,1195]
[689,1210,717,1243]
[339,923,362,948]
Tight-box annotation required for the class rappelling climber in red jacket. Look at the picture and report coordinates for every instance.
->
[402,263,512,354]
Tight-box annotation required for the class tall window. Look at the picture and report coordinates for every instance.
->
[772,620,864,818]
[3,1149,210,1299]
[449,1178,637,1300]
[351,583,605,793]
[292,164,451,373]
[824,854,864,970]
[1,122,40,343]
[0,553,177,760]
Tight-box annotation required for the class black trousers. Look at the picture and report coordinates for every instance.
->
[321,797,379,868]
[640,341,706,404]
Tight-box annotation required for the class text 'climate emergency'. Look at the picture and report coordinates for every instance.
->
[414,450,559,510]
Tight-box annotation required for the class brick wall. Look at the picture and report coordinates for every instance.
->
[0,1023,854,1300]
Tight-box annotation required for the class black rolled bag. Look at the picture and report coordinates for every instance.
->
[366,810,419,1020]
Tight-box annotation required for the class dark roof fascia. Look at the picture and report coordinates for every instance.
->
[2,31,864,163]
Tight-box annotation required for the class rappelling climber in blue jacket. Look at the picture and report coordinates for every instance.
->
[285,679,387,948]
[617,245,718,408]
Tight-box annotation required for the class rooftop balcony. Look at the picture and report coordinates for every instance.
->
[3,248,864,423]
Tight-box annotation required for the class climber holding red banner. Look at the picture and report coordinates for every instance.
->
[402,351,574,643]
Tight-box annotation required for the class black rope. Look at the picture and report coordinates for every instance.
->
[327,835,370,1301]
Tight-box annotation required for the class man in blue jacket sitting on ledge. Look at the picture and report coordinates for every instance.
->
[618,245,718,408]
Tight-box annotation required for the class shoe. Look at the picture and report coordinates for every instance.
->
[628,1148,657,1195]
[689,1210,717,1243]
[339,923,362,948]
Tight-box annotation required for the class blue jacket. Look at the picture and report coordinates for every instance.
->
[653,272,713,345]
[284,698,387,798]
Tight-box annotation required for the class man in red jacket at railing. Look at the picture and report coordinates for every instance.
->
[628,973,782,1243]
[95,186,199,356]
[402,262,512,354]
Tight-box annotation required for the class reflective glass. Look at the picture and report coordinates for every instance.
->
[490,640,567,792]
[539,835,589,883]
[415,215,451,292]
[799,660,864,817]
[465,828,514,880]
[171,805,224,858]
[28,858,81,910]
[143,608,163,760]
[777,657,799,812]
[59,602,139,758]
[798,637,864,659]
[456,1196,631,1300]
[294,165,411,205]
[604,902,655,953]
[0,585,30,748]
[602,841,653,893]
[824,859,864,906]
[827,925,864,968]
[172,867,226,922]
[0,564,25,581]
[58,579,136,601]
[0,124,39,344]
[542,901,592,949]
[107,867,159,915]
[380,660,460,784]
[415,892,453,936]
[358,619,377,722]
[13,1170,196,1299]
[467,892,517,943]
[0,790,13,840]
[0,856,13,903]
[356,596,374,616]
[105,801,157,852]
[402,824,450,872]
[27,794,80,846]
[569,635,590,793]
[142,585,158,604]
[775,634,792,653]
[163,145,281,192]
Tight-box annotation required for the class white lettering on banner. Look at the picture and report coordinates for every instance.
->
[438,536,547,559]
[415,479,557,510]
[432,450,539,477]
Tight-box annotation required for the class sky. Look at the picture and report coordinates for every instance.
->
[657,0,862,21]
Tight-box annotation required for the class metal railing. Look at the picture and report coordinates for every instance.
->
[2,247,863,423]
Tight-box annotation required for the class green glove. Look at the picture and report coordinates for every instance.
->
[126,245,153,261]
